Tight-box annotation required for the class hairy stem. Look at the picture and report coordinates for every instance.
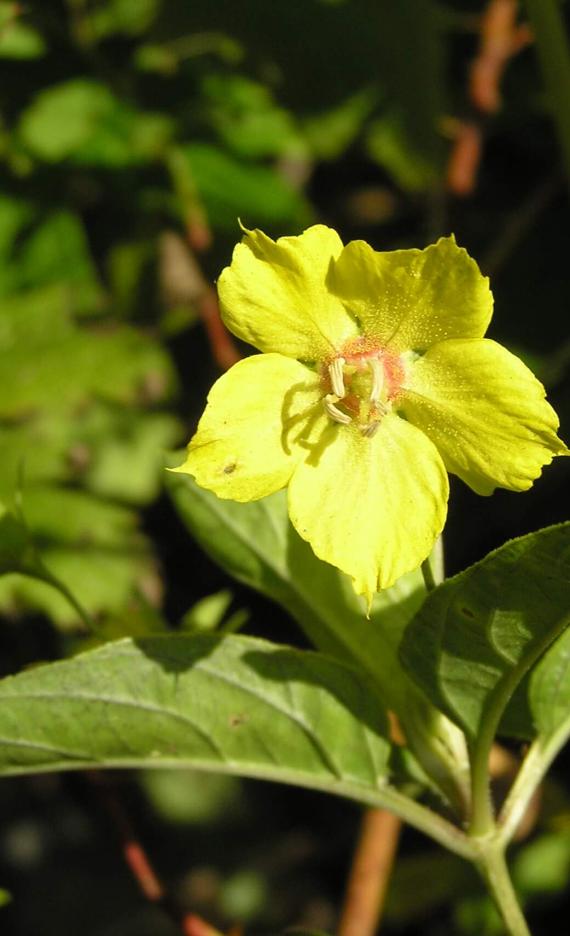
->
[475,845,530,936]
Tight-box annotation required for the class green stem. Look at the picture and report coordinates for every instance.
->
[525,0,570,192]
[469,733,496,837]
[36,564,94,633]
[421,557,437,592]
[469,612,570,838]
[476,845,530,936]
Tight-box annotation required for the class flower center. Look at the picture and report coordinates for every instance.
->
[322,341,404,437]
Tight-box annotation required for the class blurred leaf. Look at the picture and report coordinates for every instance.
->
[0,287,175,418]
[301,89,376,161]
[385,849,477,924]
[0,502,38,576]
[141,768,241,825]
[0,886,10,907]
[166,473,469,808]
[18,79,172,166]
[400,524,570,743]
[180,143,312,230]
[372,0,445,187]
[19,80,115,161]
[180,589,233,633]
[82,409,181,504]
[0,635,395,808]
[0,7,45,59]
[202,74,304,159]
[366,111,440,191]
[513,831,570,896]
[90,0,161,38]
[220,869,267,921]
[0,487,158,626]
[107,239,154,318]
[134,33,243,74]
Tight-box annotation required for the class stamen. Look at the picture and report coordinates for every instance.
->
[368,358,384,402]
[324,393,352,425]
[328,357,346,398]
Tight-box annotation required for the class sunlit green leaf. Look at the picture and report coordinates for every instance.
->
[18,79,172,166]
[0,16,45,59]
[0,635,394,805]
[202,74,304,159]
[166,472,470,808]
[180,143,312,230]
[180,589,234,633]
[90,0,161,38]
[0,288,176,418]
[0,487,158,625]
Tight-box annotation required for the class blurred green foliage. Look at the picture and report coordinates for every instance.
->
[1,1,569,935]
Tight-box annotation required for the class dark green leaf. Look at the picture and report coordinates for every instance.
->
[400,524,570,742]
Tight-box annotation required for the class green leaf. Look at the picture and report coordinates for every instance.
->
[0,288,176,418]
[0,887,11,907]
[90,0,161,38]
[0,14,45,59]
[0,487,157,626]
[500,625,570,788]
[180,589,234,632]
[0,502,38,576]
[0,634,394,802]
[202,74,304,159]
[166,472,470,809]
[0,198,101,308]
[180,143,312,230]
[18,79,172,166]
[400,523,570,743]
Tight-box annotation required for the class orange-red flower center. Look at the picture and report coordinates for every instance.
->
[322,338,405,436]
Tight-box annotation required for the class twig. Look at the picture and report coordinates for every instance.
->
[447,0,533,196]
[337,808,401,936]
[85,771,226,936]
[159,231,241,371]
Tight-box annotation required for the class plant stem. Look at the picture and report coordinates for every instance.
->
[35,564,94,633]
[469,731,496,837]
[338,808,401,936]
[421,556,437,592]
[476,845,531,936]
[525,0,570,193]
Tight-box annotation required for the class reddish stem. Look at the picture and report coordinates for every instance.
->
[85,771,226,936]
[338,809,401,936]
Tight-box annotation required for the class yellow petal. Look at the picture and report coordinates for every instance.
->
[401,339,568,495]
[287,414,449,603]
[218,225,359,361]
[174,354,323,501]
[329,235,493,352]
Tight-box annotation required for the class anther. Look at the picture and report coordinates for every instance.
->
[368,358,384,403]
[324,393,352,425]
[361,421,380,438]
[328,357,346,398]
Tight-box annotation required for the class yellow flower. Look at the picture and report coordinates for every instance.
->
[174,225,567,602]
